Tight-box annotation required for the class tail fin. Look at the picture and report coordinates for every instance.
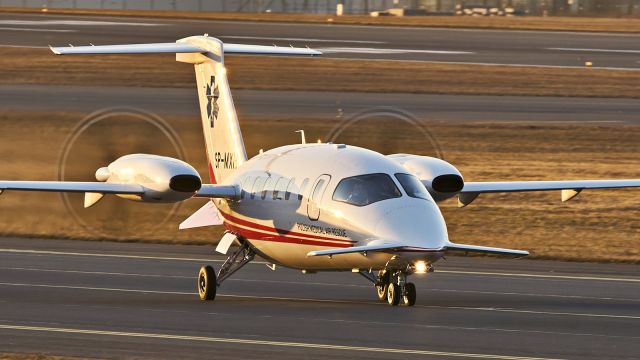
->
[51,37,320,184]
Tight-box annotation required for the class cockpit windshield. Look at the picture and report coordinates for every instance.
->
[395,173,432,201]
[332,173,402,207]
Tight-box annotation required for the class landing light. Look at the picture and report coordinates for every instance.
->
[414,261,428,274]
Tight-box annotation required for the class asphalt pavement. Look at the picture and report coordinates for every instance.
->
[3,85,640,124]
[0,237,638,359]
[1,12,639,69]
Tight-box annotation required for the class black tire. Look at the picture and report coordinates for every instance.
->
[198,265,217,301]
[387,283,400,306]
[403,282,416,307]
[376,283,388,301]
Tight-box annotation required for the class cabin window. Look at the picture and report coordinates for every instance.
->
[298,178,310,201]
[251,177,265,200]
[284,177,296,200]
[240,176,252,199]
[332,173,402,207]
[273,177,288,200]
[395,173,432,201]
[262,176,276,200]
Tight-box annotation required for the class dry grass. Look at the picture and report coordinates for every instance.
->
[1,7,640,33]
[2,48,640,99]
[0,110,638,263]
[0,353,100,360]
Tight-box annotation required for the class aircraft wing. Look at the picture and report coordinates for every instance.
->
[458,179,640,206]
[0,181,143,194]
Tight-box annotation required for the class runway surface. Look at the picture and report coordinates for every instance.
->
[0,237,637,359]
[1,13,640,69]
[3,84,640,124]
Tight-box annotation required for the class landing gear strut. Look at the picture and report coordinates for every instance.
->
[198,238,256,302]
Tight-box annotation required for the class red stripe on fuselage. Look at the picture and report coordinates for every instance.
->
[224,222,352,248]
[218,210,354,244]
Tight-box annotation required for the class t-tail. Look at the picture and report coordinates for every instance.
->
[51,36,320,184]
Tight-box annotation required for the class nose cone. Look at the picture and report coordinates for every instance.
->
[374,200,448,249]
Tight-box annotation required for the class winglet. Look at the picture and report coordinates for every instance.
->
[49,45,60,55]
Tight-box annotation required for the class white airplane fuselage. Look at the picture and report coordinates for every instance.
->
[216,143,449,271]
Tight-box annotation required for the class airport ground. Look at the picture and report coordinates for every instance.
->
[0,238,638,360]
[2,7,640,33]
[0,11,638,359]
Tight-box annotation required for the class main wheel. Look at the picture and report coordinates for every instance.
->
[198,265,217,301]
[387,283,400,306]
[403,282,416,306]
[376,283,388,301]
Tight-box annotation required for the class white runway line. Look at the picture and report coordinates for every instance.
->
[437,270,640,283]
[319,47,474,55]
[1,282,638,320]
[0,20,161,26]
[0,323,565,360]
[0,27,76,33]
[0,44,48,49]
[548,47,640,54]
[220,35,384,44]
[1,248,637,283]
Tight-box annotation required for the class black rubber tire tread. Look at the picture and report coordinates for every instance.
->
[403,282,417,306]
[387,283,400,306]
[198,265,217,301]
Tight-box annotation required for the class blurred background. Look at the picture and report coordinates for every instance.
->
[1,0,639,16]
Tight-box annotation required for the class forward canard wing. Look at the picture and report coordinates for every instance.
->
[307,242,528,257]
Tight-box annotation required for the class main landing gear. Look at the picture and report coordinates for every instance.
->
[362,269,416,306]
[197,239,256,301]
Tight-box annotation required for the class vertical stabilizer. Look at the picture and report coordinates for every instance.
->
[177,36,247,184]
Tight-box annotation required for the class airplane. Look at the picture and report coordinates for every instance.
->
[1,35,639,306]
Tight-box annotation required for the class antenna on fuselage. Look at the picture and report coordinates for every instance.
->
[294,130,306,144]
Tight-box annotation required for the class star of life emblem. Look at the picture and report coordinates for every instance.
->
[206,75,220,127]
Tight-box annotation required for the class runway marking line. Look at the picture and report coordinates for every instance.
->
[0,27,76,33]
[0,282,638,320]
[548,47,640,54]
[0,323,565,360]
[1,248,638,283]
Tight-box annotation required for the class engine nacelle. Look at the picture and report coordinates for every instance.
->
[97,154,202,203]
[387,154,464,202]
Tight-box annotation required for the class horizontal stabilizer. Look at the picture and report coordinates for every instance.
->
[445,242,528,257]
[51,42,204,55]
[51,41,321,57]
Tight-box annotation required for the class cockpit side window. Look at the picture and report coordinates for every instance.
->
[332,173,402,207]
[395,173,432,201]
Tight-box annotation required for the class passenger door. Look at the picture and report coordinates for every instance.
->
[307,175,331,221]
